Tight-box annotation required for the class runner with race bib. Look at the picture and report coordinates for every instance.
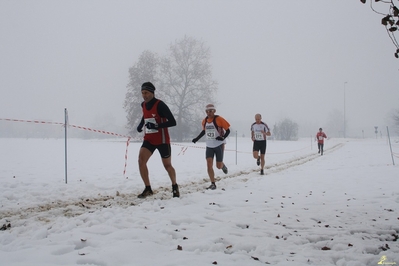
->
[192,104,230,190]
[251,113,271,175]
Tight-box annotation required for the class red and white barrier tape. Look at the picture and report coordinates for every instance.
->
[177,146,188,156]
[1,117,132,177]
[172,142,311,155]
[0,118,64,125]
[2,117,316,175]
[69,124,131,138]
[123,137,131,177]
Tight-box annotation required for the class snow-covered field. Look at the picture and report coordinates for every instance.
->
[0,137,398,266]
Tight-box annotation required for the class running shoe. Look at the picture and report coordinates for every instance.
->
[206,183,217,190]
[256,157,260,166]
[137,188,153,198]
[172,184,180,198]
[260,169,264,175]
[222,164,228,174]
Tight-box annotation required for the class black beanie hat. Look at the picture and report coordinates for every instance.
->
[141,82,156,93]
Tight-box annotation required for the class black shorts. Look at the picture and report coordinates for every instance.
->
[141,141,171,159]
[206,144,224,162]
[253,140,267,155]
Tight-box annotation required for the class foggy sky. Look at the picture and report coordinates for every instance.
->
[1,0,398,138]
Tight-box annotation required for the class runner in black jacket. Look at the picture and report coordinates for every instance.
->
[136,82,179,199]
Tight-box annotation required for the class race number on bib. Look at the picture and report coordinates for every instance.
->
[206,129,216,139]
[254,131,265,141]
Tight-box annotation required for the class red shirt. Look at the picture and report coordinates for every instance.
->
[142,100,171,145]
[316,131,327,144]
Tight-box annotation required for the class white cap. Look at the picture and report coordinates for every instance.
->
[205,104,216,111]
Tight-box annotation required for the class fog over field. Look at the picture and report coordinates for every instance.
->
[1,1,398,139]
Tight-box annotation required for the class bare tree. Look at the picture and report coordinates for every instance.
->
[361,0,399,58]
[273,118,299,141]
[158,36,218,141]
[124,50,159,137]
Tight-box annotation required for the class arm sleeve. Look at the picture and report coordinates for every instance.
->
[137,102,144,130]
[137,117,144,129]
[195,130,206,140]
[157,101,177,128]
[223,128,230,138]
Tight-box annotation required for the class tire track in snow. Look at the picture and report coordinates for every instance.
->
[0,143,344,226]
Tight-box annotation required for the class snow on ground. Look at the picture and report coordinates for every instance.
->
[0,137,398,266]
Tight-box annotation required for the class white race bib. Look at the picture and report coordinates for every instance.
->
[254,131,265,141]
[206,128,216,139]
[144,118,158,134]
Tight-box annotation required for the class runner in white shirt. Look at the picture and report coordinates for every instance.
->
[250,113,270,175]
[192,104,231,190]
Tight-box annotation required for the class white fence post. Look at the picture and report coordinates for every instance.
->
[64,108,68,184]
[386,126,395,166]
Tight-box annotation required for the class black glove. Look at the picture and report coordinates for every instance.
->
[145,122,158,130]
[216,136,224,141]
[192,137,199,144]
[137,125,143,133]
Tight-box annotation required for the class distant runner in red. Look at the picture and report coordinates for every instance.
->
[315,128,327,155]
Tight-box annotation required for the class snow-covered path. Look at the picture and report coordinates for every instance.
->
[1,138,398,266]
